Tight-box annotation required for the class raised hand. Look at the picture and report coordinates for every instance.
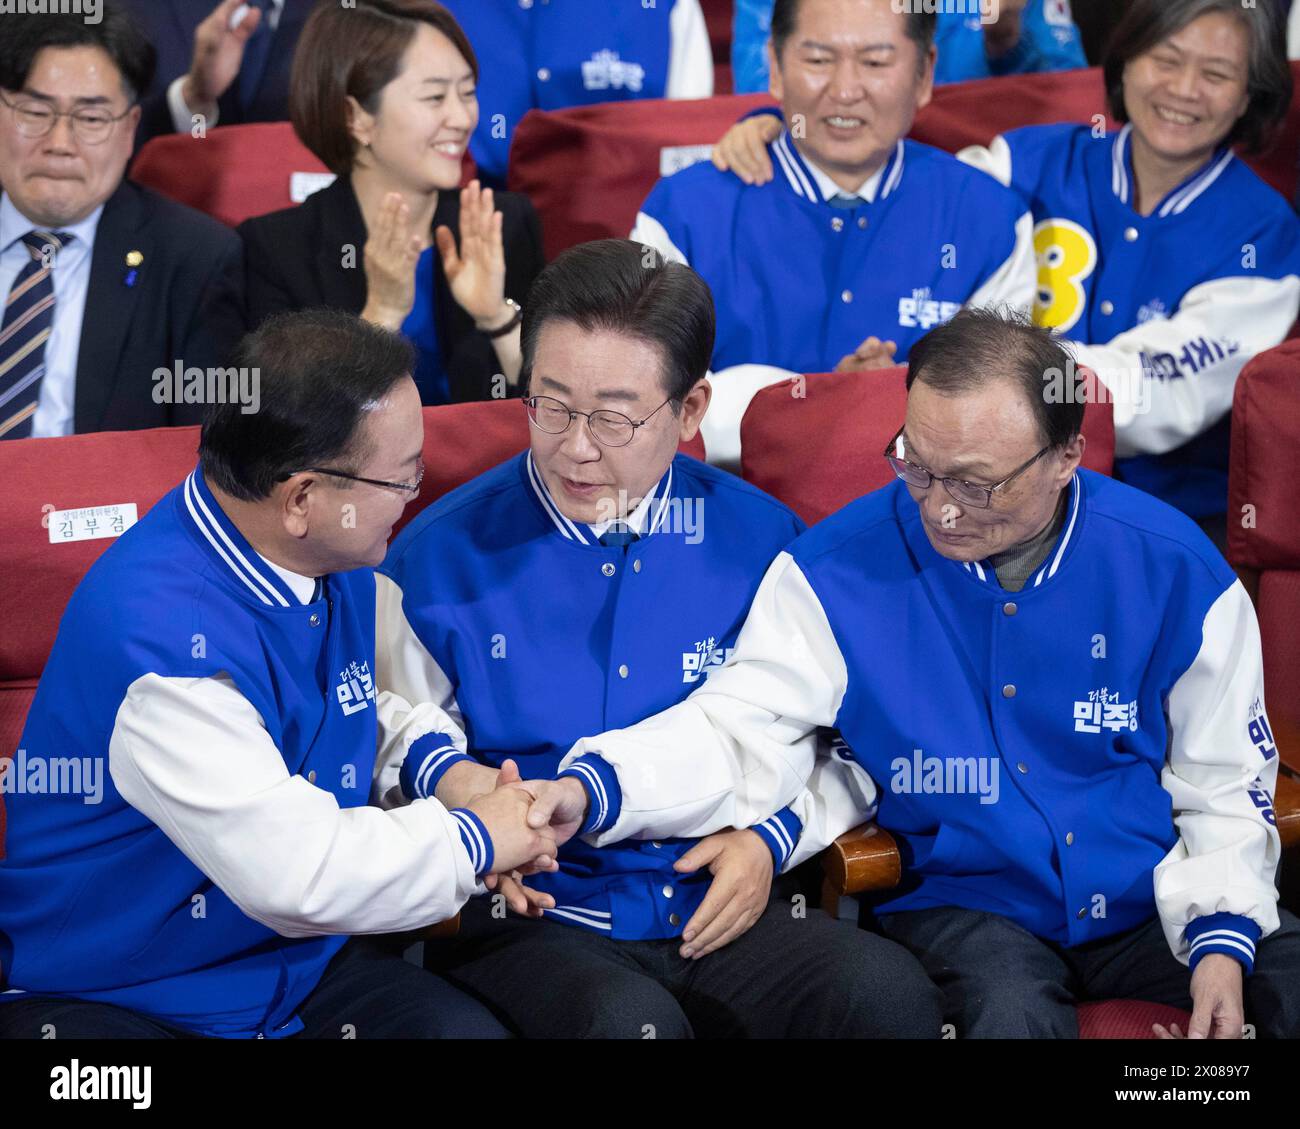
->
[361,192,423,331]
[184,0,265,114]
[673,829,773,959]
[710,114,783,186]
[436,180,509,330]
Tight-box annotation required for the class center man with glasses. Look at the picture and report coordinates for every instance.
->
[535,307,1300,1038]
[374,238,941,1038]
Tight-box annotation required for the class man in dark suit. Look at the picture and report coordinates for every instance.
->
[123,0,312,149]
[0,6,241,438]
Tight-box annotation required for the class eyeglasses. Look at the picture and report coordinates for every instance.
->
[0,90,135,145]
[299,458,425,496]
[883,427,1051,509]
[524,395,676,448]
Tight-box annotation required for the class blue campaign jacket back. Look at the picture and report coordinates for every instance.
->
[444,0,673,185]
[1002,122,1300,516]
[789,470,1237,946]
[381,452,804,938]
[0,467,378,1038]
[640,136,1027,373]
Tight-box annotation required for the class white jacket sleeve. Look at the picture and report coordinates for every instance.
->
[1071,274,1300,459]
[1153,581,1283,969]
[558,551,847,844]
[372,573,471,809]
[781,736,880,872]
[667,0,715,99]
[109,672,481,939]
[958,136,1036,319]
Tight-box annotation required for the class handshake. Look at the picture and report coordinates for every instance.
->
[455,760,590,917]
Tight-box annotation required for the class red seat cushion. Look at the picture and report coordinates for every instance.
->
[740,367,1116,526]
[1078,1000,1193,1040]
[132,122,476,228]
[508,64,1300,259]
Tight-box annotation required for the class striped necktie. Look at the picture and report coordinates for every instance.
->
[0,230,72,440]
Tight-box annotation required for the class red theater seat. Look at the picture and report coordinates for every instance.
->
[739,366,1116,526]
[0,400,704,854]
[509,64,1300,259]
[1228,340,1300,769]
[131,122,477,228]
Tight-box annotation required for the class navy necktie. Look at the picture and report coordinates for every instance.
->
[0,230,72,440]
[238,0,277,113]
[599,523,639,550]
[828,193,861,210]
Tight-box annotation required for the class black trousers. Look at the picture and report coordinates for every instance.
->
[427,891,944,1039]
[874,905,1300,1039]
[0,937,508,1039]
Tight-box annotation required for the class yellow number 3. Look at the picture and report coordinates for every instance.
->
[1033,219,1098,334]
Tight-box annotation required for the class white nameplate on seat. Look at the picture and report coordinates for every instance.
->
[659,145,714,178]
[290,172,337,204]
[47,504,139,544]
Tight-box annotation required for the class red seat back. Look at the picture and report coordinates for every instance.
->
[739,366,1115,526]
[131,122,477,228]
[1227,340,1300,765]
[509,64,1300,259]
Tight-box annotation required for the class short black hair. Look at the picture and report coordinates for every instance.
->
[906,308,1085,451]
[201,310,416,502]
[520,239,716,408]
[771,0,937,68]
[1104,0,1290,154]
[0,2,156,104]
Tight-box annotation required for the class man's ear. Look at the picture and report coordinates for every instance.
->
[279,474,317,540]
[678,378,712,443]
[767,39,784,103]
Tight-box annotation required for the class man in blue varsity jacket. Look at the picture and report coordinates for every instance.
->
[375,239,942,1038]
[631,0,1035,463]
[542,309,1300,1038]
[0,311,556,1040]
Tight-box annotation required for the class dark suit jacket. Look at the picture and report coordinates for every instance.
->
[124,0,312,149]
[57,179,243,432]
[236,175,546,403]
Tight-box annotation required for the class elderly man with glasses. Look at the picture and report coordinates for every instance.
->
[0,6,241,438]
[374,238,942,1039]
[536,306,1300,1039]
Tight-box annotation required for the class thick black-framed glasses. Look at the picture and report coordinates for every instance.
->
[883,426,1051,509]
[524,395,676,448]
[0,89,135,144]
[296,458,425,496]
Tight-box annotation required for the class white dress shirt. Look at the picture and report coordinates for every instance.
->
[0,193,104,438]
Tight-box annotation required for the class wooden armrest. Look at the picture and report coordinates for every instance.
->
[822,822,902,897]
[820,767,1298,907]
